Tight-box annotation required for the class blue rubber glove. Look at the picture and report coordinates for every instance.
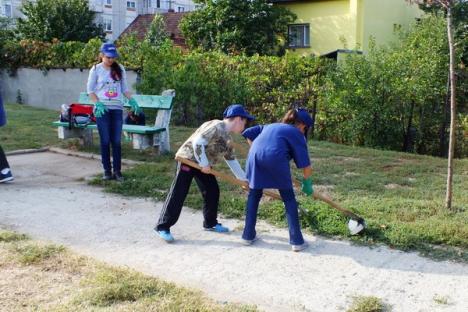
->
[301,177,314,196]
[94,101,108,118]
[128,97,141,115]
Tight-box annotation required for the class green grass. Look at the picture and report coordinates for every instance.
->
[4,103,468,262]
[11,242,65,265]
[1,103,61,151]
[347,296,387,312]
[0,230,29,242]
[433,294,450,305]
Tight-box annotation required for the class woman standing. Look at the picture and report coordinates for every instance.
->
[87,43,140,181]
[0,91,14,183]
[241,108,314,252]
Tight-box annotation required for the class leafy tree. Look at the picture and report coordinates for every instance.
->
[180,0,296,56]
[317,16,456,155]
[17,0,104,42]
[145,14,169,48]
[408,0,463,210]
[0,17,18,69]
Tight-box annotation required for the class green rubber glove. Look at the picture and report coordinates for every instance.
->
[301,177,314,196]
[94,101,108,118]
[128,97,141,115]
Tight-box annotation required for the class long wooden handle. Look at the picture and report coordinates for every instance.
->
[175,157,282,200]
[293,178,362,220]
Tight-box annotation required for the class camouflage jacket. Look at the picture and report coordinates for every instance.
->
[175,120,235,165]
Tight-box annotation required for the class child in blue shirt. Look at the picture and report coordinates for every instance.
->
[242,108,314,252]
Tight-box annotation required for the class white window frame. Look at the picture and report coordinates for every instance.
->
[103,17,112,32]
[288,24,310,48]
[178,6,185,12]
[4,4,12,18]
[127,1,136,9]
[105,0,112,5]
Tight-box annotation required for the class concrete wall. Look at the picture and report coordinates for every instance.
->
[0,68,138,110]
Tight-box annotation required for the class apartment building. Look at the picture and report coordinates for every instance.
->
[0,0,22,19]
[0,0,197,41]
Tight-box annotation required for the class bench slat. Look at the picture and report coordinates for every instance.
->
[52,121,165,135]
[78,92,173,110]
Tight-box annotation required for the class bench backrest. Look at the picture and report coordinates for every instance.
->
[78,92,174,110]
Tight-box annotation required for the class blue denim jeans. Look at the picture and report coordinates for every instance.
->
[242,188,304,245]
[96,109,123,173]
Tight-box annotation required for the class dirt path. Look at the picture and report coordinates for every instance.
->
[1,152,467,312]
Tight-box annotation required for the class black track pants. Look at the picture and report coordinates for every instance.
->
[156,161,220,231]
[0,145,9,170]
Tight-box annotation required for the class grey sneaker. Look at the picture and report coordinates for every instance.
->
[291,241,309,252]
[102,171,113,181]
[241,236,258,246]
[113,171,124,182]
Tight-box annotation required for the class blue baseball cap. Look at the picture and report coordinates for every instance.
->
[223,104,255,121]
[100,43,119,58]
[296,108,314,127]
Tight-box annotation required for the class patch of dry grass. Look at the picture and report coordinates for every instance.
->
[0,229,257,312]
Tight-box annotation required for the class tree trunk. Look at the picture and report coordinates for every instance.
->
[439,72,450,157]
[445,3,457,211]
[403,100,415,152]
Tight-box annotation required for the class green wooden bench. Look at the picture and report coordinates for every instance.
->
[52,90,175,153]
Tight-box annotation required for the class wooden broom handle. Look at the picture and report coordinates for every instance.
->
[175,157,282,200]
[293,179,362,220]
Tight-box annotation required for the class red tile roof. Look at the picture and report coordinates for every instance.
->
[119,12,189,49]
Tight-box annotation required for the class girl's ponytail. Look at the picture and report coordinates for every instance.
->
[110,62,122,81]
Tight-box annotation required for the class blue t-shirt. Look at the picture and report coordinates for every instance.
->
[243,123,311,189]
[0,92,5,127]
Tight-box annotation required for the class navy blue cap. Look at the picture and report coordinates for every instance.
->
[223,104,255,121]
[295,108,314,127]
[100,43,119,58]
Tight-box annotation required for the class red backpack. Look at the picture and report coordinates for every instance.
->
[60,103,95,129]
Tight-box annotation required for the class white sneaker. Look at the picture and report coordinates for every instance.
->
[291,241,309,252]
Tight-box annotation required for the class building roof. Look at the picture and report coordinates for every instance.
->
[119,12,188,49]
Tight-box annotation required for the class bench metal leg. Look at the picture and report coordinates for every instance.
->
[159,130,170,153]
[131,133,153,150]
[81,129,93,147]
[57,127,93,147]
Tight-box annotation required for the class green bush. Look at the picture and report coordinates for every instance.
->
[317,15,466,157]
[138,48,327,126]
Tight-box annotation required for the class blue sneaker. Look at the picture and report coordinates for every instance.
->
[156,230,174,243]
[0,168,14,183]
[205,223,229,233]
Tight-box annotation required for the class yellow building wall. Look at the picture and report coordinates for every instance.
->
[277,0,423,56]
[278,0,357,56]
[360,0,423,51]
